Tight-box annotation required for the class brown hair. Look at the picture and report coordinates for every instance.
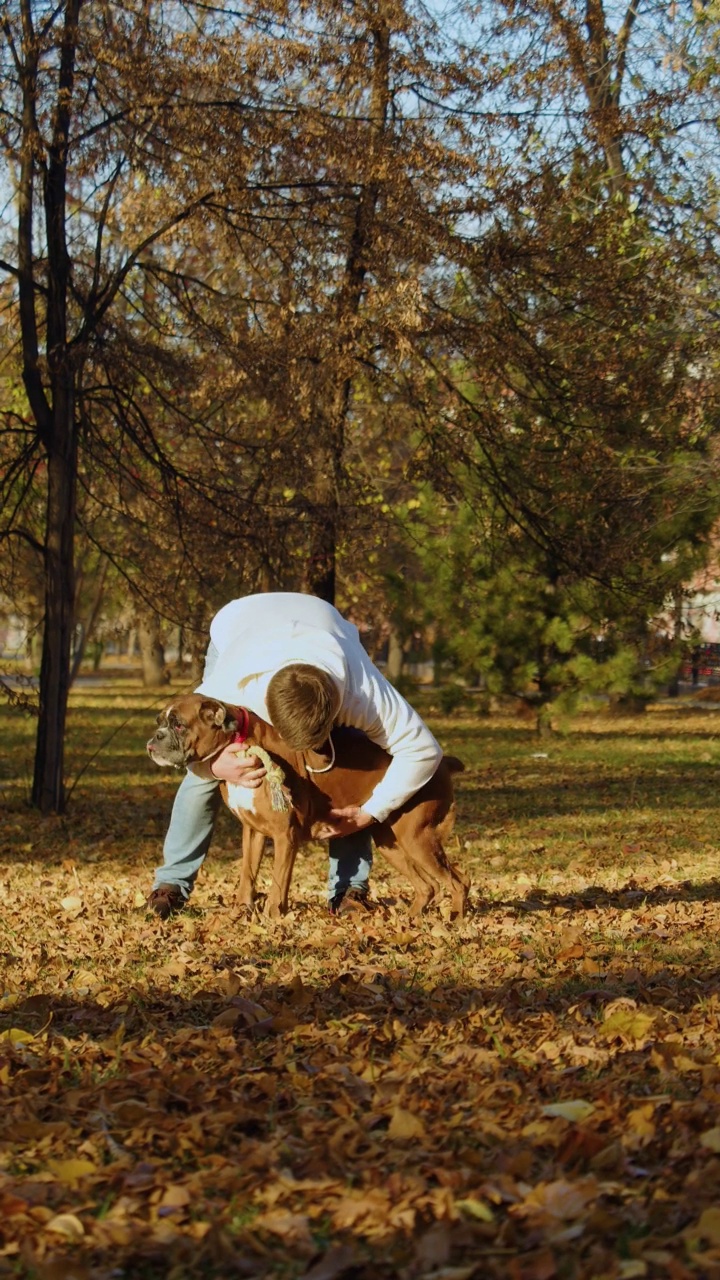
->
[266,664,340,750]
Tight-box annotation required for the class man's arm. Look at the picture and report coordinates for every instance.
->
[333,659,443,824]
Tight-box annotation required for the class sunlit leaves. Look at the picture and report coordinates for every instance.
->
[3,690,720,1274]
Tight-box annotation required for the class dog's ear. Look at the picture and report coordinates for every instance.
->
[199,699,229,727]
[199,700,238,733]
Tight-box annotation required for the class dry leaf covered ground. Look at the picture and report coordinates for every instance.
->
[2,682,720,1280]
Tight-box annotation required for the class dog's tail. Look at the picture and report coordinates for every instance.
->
[444,755,465,774]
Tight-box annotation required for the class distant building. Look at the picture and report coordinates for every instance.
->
[684,561,720,643]
[0,605,28,658]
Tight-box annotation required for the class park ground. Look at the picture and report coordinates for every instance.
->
[1,682,720,1279]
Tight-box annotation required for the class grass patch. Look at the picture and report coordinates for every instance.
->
[1,687,720,1276]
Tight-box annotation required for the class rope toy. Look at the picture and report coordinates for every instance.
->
[237,745,289,813]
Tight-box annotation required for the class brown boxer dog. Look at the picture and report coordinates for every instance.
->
[147,694,469,919]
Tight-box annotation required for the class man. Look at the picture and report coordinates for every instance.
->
[147,592,442,918]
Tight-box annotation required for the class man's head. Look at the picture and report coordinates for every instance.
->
[266,664,340,750]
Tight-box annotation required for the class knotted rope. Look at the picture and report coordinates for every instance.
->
[237,744,289,812]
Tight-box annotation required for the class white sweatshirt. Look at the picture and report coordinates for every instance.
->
[196,592,442,823]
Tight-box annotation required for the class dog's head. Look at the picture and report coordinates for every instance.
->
[146,695,239,769]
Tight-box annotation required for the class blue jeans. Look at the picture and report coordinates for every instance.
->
[153,641,373,902]
[154,768,373,902]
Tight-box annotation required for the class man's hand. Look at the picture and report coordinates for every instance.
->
[315,805,375,840]
[211,745,266,787]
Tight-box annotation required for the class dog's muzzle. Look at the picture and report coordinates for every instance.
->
[146,724,188,769]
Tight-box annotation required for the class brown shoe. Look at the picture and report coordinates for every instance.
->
[329,888,373,916]
[147,885,186,919]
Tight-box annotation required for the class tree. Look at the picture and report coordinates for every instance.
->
[2,0,327,805]
[7,0,719,811]
[405,0,720,647]
[1,0,479,807]
[392,481,711,730]
[152,0,474,605]
[383,169,720,723]
[0,2,214,807]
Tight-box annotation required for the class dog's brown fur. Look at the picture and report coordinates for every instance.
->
[147,694,470,919]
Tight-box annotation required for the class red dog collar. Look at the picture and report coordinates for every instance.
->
[233,707,249,744]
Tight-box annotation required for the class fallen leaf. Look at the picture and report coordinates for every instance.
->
[556,944,584,961]
[672,1053,702,1072]
[188,1221,212,1240]
[456,1197,495,1222]
[542,1100,596,1123]
[689,1207,720,1246]
[537,1039,561,1061]
[601,1006,655,1044]
[159,1184,192,1209]
[211,1007,242,1029]
[228,995,271,1023]
[624,1104,655,1145]
[514,1177,598,1224]
[388,1107,426,1139]
[216,968,242,997]
[700,1126,720,1153]
[256,1209,314,1248]
[45,1212,85,1240]
[69,969,99,991]
[47,1157,97,1184]
[0,1028,35,1044]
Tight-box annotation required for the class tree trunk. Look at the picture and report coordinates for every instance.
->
[27,626,43,672]
[305,505,338,603]
[544,0,632,198]
[304,18,390,604]
[32,405,77,813]
[533,633,558,739]
[189,646,205,685]
[21,0,82,813]
[173,625,185,674]
[535,702,554,738]
[667,587,685,697]
[386,628,405,682]
[69,555,109,684]
[138,615,168,686]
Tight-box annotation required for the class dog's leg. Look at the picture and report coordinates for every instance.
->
[446,855,470,919]
[393,813,470,920]
[373,824,437,916]
[414,835,468,919]
[237,824,266,910]
[264,828,301,918]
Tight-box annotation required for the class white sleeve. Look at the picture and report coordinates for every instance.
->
[337,661,443,823]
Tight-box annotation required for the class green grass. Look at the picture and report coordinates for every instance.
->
[2,684,720,1277]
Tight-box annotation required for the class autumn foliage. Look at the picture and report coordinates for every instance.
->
[3,0,720,811]
[2,684,720,1278]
